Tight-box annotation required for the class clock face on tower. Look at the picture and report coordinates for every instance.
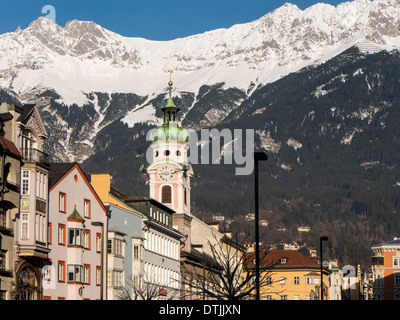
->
[157,165,175,181]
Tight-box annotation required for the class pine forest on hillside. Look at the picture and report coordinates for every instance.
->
[80,48,400,269]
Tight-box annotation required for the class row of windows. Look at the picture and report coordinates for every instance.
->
[149,207,171,225]
[266,276,321,285]
[56,225,101,251]
[155,149,183,157]
[58,192,91,218]
[57,261,101,285]
[21,170,47,198]
[264,295,318,300]
[374,273,400,287]
[108,238,124,257]
[143,230,179,260]
[20,212,47,242]
[143,263,180,289]
[107,270,124,288]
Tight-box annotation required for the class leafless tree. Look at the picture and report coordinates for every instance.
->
[180,233,281,300]
[116,273,180,300]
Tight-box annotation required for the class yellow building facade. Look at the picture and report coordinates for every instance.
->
[246,250,331,300]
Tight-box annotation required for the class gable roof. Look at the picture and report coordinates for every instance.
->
[245,250,325,270]
[49,163,77,189]
[0,136,22,158]
[17,104,35,123]
[49,162,106,213]
[17,104,48,137]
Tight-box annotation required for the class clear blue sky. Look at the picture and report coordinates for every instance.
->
[0,0,350,40]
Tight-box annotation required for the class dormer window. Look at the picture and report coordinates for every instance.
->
[280,258,288,264]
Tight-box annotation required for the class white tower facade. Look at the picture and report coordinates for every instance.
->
[146,80,193,215]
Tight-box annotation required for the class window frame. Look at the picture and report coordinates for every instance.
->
[161,185,172,204]
[67,264,83,283]
[96,233,102,253]
[83,264,91,285]
[83,199,91,219]
[58,261,65,283]
[59,192,66,213]
[83,229,91,250]
[21,213,29,239]
[68,228,83,247]
[96,266,101,286]
[58,224,65,245]
[22,170,30,195]
[48,222,52,245]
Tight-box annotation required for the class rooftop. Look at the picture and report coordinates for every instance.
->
[245,250,324,270]
[49,162,77,188]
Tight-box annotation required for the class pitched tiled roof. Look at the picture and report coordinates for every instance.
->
[245,250,322,269]
[49,162,77,188]
[0,136,22,158]
[17,104,35,123]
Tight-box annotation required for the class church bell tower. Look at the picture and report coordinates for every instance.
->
[146,74,193,215]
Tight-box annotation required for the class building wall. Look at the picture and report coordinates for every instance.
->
[106,203,143,300]
[371,240,400,300]
[44,166,107,300]
[142,223,181,300]
[261,269,331,300]
[190,216,224,256]
[0,148,21,300]
[12,103,51,300]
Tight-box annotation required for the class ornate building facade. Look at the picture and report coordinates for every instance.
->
[144,79,244,299]
[0,102,22,300]
[13,104,51,300]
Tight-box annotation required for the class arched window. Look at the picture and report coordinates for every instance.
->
[184,187,188,206]
[161,185,172,204]
[16,266,39,300]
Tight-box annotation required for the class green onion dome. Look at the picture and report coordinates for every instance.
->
[150,92,190,143]
[150,124,190,143]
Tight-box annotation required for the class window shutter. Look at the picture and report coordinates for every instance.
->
[161,186,172,203]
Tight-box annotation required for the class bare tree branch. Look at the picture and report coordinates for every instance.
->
[180,232,282,300]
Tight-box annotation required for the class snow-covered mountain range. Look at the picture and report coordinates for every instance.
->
[0,0,400,161]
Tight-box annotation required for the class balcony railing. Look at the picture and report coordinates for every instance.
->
[22,148,50,168]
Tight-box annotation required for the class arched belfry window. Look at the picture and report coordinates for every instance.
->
[161,185,172,204]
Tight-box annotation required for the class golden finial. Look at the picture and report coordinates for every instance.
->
[168,70,173,97]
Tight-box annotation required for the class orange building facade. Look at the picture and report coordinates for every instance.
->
[371,238,400,300]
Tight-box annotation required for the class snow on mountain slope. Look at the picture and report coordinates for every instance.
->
[1,0,399,106]
[0,0,399,162]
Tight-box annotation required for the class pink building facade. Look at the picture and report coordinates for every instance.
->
[43,163,108,300]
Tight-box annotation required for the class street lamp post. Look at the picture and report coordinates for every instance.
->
[254,151,268,301]
[320,236,328,300]
[92,221,104,300]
